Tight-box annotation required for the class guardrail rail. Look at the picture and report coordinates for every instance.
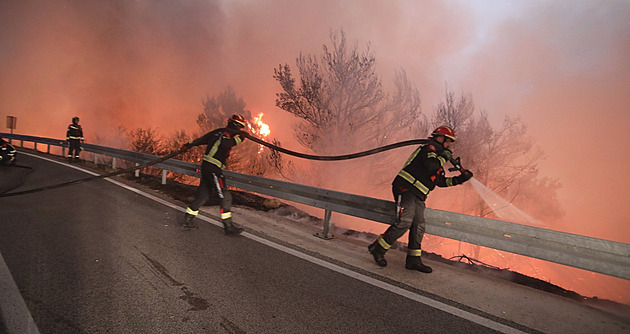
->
[2,132,629,280]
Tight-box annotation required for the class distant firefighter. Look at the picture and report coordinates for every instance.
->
[66,116,84,162]
[0,137,17,165]
[179,114,248,234]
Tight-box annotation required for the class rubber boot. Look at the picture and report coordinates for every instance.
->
[182,213,198,229]
[368,241,388,267]
[222,218,243,235]
[405,255,432,273]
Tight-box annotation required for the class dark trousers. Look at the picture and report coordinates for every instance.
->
[68,140,81,158]
[381,190,426,250]
[188,163,232,216]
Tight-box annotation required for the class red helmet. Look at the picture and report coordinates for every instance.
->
[431,126,456,141]
[228,114,246,128]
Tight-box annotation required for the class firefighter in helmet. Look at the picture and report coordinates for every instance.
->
[0,137,17,165]
[368,126,473,273]
[66,116,84,162]
[179,114,247,233]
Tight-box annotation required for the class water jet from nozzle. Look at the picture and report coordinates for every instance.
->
[469,177,545,226]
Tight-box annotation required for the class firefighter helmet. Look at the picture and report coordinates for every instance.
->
[228,114,246,128]
[72,116,80,124]
[431,126,456,141]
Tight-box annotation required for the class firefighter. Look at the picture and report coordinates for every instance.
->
[368,126,473,273]
[66,116,84,162]
[179,114,247,234]
[0,137,17,165]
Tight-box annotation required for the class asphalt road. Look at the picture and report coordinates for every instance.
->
[0,153,523,333]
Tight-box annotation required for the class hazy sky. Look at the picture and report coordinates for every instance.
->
[1,0,629,299]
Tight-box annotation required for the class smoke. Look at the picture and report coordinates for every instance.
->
[453,1,630,244]
[2,0,629,303]
[0,0,229,137]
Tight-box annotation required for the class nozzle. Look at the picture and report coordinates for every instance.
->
[448,156,463,173]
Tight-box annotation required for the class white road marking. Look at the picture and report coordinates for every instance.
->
[10,152,526,334]
[0,252,41,334]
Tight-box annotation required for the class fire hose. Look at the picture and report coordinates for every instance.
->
[0,129,464,197]
[238,130,428,160]
[239,131,466,174]
[0,149,184,197]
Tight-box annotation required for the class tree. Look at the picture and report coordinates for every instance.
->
[129,128,166,155]
[197,86,251,133]
[430,87,565,219]
[274,29,426,190]
[128,127,167,177]
[426,87,564,261]
[196,86,273,176]
[162,129,200,183]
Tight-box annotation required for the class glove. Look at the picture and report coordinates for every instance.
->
[440,148,452,160]
[457,169,473,184]
[180,144,190,152]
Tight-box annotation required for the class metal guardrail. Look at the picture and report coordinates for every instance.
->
[2,132,629,280]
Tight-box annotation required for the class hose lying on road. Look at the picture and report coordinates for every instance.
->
[0,130,428,197]
[0,149,185,197]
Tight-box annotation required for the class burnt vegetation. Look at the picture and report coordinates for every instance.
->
[111,28,603,309]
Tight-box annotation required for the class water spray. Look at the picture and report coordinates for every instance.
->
[469,178,545,226]
[439,149,544,227]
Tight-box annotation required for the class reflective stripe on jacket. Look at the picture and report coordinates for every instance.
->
[66,124,84,141]
[392,141,457,200]
[189,128,244,170]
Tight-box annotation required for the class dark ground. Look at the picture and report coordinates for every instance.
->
[3,149,629,319]
[113,165,630,318]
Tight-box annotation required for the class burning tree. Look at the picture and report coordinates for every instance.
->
[196,86,274,176]
[126,86,276,180]
[273,29,426,190]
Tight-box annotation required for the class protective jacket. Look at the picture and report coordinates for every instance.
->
[0,141,17,164]
[186,129,244,169]
[66,123,84,141]
[392,139,462,201]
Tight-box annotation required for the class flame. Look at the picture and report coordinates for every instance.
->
[248,112,271,153]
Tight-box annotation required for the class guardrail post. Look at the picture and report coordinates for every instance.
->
[34,142,37,151]
[112,157,116,169]
[47,144,51,154]
[93,153,98,164]
[161,170,167,185]
[62,146,65,157]
[7,133,629,279]
[314,209,334,240]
